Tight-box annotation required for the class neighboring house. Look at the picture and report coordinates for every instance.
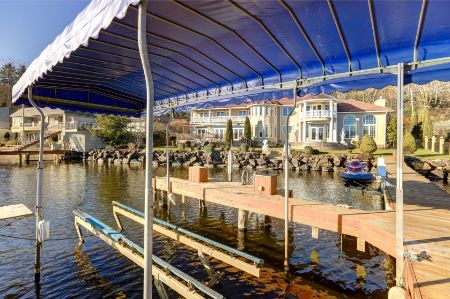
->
[188,94,392,148]
[10,107,104,152]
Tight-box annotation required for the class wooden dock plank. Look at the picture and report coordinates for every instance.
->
[0,204,33,220]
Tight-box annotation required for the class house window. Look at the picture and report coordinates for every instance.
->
[343,115,356,139]
[265,106,268,116]
[216,111,226,117]
[265,125,268,137]
[259,123,264,138]
[282,107,293,117]
[238,110,247,116]
[233,128,243,140]
[213,128,225,139]
[199,112,208,118]
[282,125,292,134]
[363,114,376,138]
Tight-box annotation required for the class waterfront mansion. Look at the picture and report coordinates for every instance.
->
[189,94,392,148]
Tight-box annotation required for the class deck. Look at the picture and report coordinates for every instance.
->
[154,157,450,299]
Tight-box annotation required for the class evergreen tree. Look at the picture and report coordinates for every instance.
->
[225,119,233,150]
[387,116,397,147]
[89,114,132,147]
[244,116,251,141]
[360,134,377,153]
[421,107,433,137]
[410,110,418,126]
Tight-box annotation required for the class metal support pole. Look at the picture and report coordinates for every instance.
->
[28,86,44,281]
[137,1,154,298]
[396,63,405,287]
[166,111,171,212]
[284,82,297,272]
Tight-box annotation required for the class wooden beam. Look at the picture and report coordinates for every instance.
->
[113,205,261,277]
[312,226,319,239]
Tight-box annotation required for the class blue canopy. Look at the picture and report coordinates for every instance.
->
[12,0,450,115]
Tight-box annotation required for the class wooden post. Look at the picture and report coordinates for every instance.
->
[237,209,248,231]
[312,226,319,239]
[357,237,366,252]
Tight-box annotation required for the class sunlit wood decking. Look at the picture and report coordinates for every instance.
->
[154,157,450,298]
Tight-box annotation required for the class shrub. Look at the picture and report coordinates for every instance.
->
[359,134,377,154]
[240,143,249,153]
[244,116,251,141]
[3,132,10,141]
[404,132,417,154]
[303,146,314,155]
[203,143,216,153]
[185,140,192,148]
[351,139,361,149]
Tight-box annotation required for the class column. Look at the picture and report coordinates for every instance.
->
[424,136,429,150]
[431,136,436,152]
[439,136,445,154]
[329,100,334,142]
[303,103,307,142]
[208,109,211,123]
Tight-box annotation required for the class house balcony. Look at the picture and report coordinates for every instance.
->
[190,115,247,125]
[11,122,43,131]
[300,110,337,121]
[63,121,98,131]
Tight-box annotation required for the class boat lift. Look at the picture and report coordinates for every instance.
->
[74,209,224,299]
[111,201,264,277]
[74,201,264,298]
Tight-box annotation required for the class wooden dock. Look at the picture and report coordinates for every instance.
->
[0,204,33,220]
[154,157,450,299]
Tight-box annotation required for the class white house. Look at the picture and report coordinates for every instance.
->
[10,107,104,152]
[188,94,392,148]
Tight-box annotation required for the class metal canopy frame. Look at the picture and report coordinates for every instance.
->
[14,1,450,298]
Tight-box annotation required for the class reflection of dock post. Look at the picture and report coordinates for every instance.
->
[237,229,245,251]
[264,215,272,230]
[237,209,248,231]
[181,194,186,204]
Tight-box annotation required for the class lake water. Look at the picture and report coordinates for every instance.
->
[0,161,395,298]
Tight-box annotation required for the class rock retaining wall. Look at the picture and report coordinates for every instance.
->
[86,149,376,173]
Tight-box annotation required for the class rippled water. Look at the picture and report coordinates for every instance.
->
[0,161,395,298]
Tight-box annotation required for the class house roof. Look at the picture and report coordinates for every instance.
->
[10,107,65,118]
[193,96,393,113]
[337,99,393,113]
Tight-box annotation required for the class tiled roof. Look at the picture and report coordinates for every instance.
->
[193,95,393,113]
[10,107,65,117]
[337,99,393,113]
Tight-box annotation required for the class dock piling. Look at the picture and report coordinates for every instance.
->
[238,209,248,231]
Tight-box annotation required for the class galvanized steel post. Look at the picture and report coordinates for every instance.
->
[396,63,405,287]
[284,82,297,272]
[28,85,44,281]
[137,1,155,298]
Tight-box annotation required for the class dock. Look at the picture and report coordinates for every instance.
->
[153,157,450,299]
[0,204,33,220]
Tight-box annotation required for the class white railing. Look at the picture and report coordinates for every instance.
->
[190,115,247,124]
[301,110,337,119]
[11,122,42,130]
[64,121,98,131]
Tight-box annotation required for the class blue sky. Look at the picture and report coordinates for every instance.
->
[0,0,90,66]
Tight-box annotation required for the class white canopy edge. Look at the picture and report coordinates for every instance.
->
[12,0,139,103]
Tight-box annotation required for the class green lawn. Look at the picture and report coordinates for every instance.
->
[410,148,450,160]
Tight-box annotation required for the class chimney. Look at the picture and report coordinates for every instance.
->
[374,96,386,107]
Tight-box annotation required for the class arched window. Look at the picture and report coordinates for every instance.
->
[343,115,356,139]
[363,114,376,138]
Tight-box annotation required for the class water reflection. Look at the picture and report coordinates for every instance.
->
[0,162,394,298]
